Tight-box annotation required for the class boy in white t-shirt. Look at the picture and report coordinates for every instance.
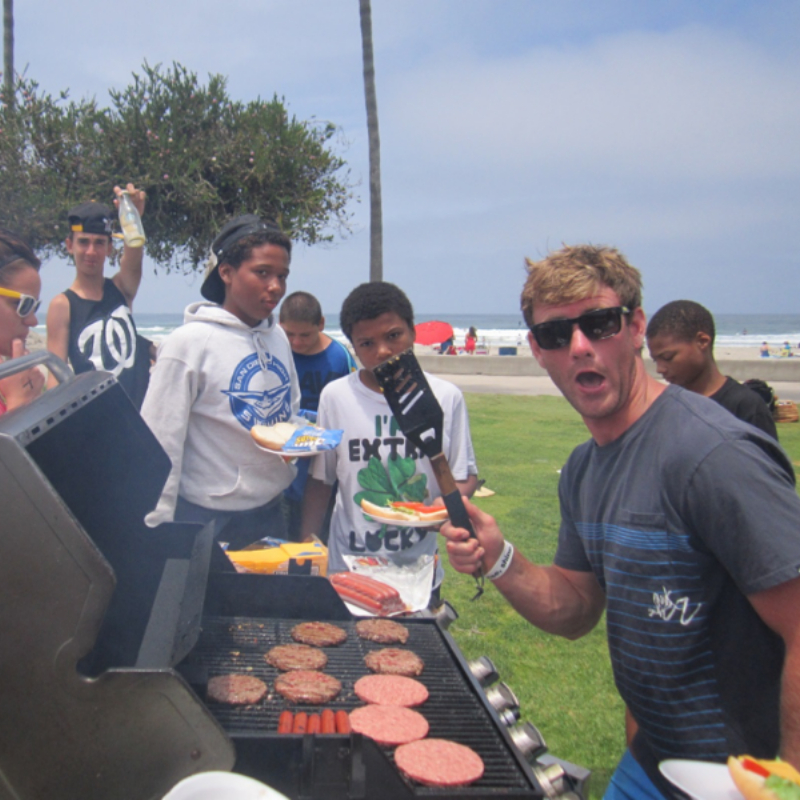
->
[300,282,478,601]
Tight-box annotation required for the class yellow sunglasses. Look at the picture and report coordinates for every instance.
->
[0,287,41,317]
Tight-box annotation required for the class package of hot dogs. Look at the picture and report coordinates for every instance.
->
[329,572,407,616]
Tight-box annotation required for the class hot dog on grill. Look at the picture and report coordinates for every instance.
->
[292,712,308,734]
[321,709,336,734]
[727,755,800,800]
[278,710,293,733]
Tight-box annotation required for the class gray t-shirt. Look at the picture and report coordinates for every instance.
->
[555,385,800,797]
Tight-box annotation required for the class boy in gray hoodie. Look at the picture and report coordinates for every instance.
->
[141,215,300,547]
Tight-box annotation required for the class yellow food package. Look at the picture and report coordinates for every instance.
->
[226,540,328,576]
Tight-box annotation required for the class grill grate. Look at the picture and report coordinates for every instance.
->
[180,615,534,793]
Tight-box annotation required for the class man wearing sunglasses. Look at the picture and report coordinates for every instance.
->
[46,186,152,409]
[440,245,800,799]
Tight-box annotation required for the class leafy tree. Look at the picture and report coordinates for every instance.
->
[0,75,109,254]
[0,62,353,270]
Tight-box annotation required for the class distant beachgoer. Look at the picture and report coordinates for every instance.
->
[0,230,45,415]
[782,341,793,357]
[761,342,771,358]
[648,301,777,439]
[439,336,454,355]
[465,326,477,354]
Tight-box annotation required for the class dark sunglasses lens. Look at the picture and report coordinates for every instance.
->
[534,320,573,350]
[579,308,623,340]
[533,307,625,350]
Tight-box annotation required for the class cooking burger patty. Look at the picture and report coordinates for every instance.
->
[364,647,424,676]
[266,643,328,671]
[354,675,428,707]
[206,674,268,705]
[291,621,348,647]
[394,739,485,787]
[349,705,429,746]
[355,618,409,644]
[274,670,342,704]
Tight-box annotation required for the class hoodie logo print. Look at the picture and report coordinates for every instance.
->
[223,352,291,430]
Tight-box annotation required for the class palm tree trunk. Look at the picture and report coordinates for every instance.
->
[3,0,13,108]
[359,0,382,282]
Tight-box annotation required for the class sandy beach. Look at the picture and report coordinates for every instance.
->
[415,342,791,361]
[24,331,800,403]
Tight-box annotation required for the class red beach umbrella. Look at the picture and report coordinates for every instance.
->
[414,320,454,346]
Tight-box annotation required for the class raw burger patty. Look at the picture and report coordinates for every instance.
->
[355,619,409,644]
[274,670,342,704]
[207,674,267,705]
[266,643,328,671]
[395,739,485,787]
[349,705,429,746]
[291,621,348,647]
[354,675,428,707]
[364,647,424,676]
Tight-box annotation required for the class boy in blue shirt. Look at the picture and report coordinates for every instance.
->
[279,291,356,539]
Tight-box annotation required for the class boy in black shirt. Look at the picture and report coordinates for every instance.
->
[647,299,777,438]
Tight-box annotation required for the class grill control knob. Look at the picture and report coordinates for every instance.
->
[498,706,521,726]
[508,721,547,760]
[484,681,519,713]
[431,600,459,629]
[531,761,568,798]
[467,656,498,686]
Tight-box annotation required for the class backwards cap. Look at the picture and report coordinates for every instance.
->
[67,202,113,237]
[201,214,281,304]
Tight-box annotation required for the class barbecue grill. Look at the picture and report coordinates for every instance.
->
[0,356,589,800]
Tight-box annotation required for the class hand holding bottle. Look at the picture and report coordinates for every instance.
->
[113,183,147,248]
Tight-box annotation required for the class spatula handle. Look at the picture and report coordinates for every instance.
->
[441,489,477,539]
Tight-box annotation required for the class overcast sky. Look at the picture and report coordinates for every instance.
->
[13,0,800,317]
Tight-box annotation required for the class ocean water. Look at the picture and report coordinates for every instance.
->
[123,311,800,351]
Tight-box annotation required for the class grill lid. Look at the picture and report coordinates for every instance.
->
[0,370,235,799]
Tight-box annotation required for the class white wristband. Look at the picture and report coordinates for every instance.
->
[485,540,514,581]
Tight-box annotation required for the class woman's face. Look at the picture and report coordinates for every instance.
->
[0,265,41,357]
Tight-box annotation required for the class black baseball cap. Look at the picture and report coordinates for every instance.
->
[201,214,282,304]
[67,202,113,237]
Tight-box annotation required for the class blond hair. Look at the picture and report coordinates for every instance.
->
[520,245,642,328]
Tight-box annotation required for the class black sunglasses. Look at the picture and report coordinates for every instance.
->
[530,306,631,350]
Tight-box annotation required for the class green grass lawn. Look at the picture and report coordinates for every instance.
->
[441,393,800,798]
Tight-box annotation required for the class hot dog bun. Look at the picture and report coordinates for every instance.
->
[360,499,415,521]
[728,755,800,800]
[360,499,448,523]
[251,422,299,451]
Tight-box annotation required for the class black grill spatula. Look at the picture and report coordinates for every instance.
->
[373,349,484,599]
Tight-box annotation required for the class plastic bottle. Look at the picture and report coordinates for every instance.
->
[118,191,146,247]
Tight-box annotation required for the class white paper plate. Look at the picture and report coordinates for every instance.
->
[163,771,289,799]
[253,442,320,458]
[363,512,447,528]
[659,760,743,800]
